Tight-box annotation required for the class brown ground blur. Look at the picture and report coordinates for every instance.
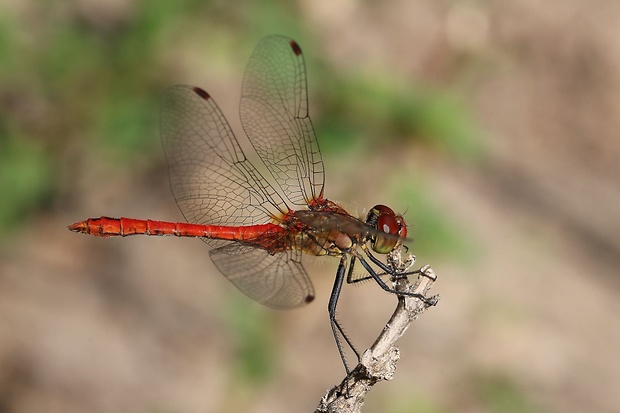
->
[1,1,619,412]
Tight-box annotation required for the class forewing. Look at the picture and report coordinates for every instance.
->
[240,36,325,207]
[209,243,315,308]
[161,85,288,248]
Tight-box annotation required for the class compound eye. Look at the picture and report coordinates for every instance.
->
[371,211,399,254]
[378,213,399,236]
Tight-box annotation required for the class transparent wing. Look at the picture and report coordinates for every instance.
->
[209,244,315,308]
[161,85,288,248]
[160,37,323,308]
[240,35,325,207]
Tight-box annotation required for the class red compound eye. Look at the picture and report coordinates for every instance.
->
[377,213,399,236]
[368,205,400,254]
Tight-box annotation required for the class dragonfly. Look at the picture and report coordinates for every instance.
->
[69,35,430,372]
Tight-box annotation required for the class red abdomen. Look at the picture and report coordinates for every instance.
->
[68,216,283,241]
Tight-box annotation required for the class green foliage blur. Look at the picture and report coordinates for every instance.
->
[473,373,545,413]
[317,73,480,159]
[0,135,52,232]
[224,295,278,385]
[395,181,477,262]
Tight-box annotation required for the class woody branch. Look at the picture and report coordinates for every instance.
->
[315,248,439,413]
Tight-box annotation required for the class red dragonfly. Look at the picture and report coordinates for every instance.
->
[69,36,427,371]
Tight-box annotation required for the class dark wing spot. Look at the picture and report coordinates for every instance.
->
[192,86,210,100]
[305,293,315,304]
[290,40,302,56]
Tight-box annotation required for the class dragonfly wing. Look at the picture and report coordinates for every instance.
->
[209,243,315,308]
[240,35,325,207]
[161,85,288,248]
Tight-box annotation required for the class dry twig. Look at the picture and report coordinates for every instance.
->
[315,248,439,413]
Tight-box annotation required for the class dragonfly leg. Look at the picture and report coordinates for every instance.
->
[356,254,438,306]
[346,254,422,284]
[329,255,360,374]
[364,247,436,281]
[345,256,373,285]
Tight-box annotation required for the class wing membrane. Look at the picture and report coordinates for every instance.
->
[210,243,314,308]
[240,36,325,207]
[160,37,324,308]
[161,85,287,248]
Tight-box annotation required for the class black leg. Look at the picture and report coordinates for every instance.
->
[329,255,360,374]
[362,246,401,274]
[346,256,357,284]
[362,246,435,281]
[346,255,384,284]
[356,254,436,306]
[346,253,422,284]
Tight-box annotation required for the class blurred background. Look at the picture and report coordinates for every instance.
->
[1,0,619,412]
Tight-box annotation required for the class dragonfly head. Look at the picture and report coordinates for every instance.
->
[366,204,407,254]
